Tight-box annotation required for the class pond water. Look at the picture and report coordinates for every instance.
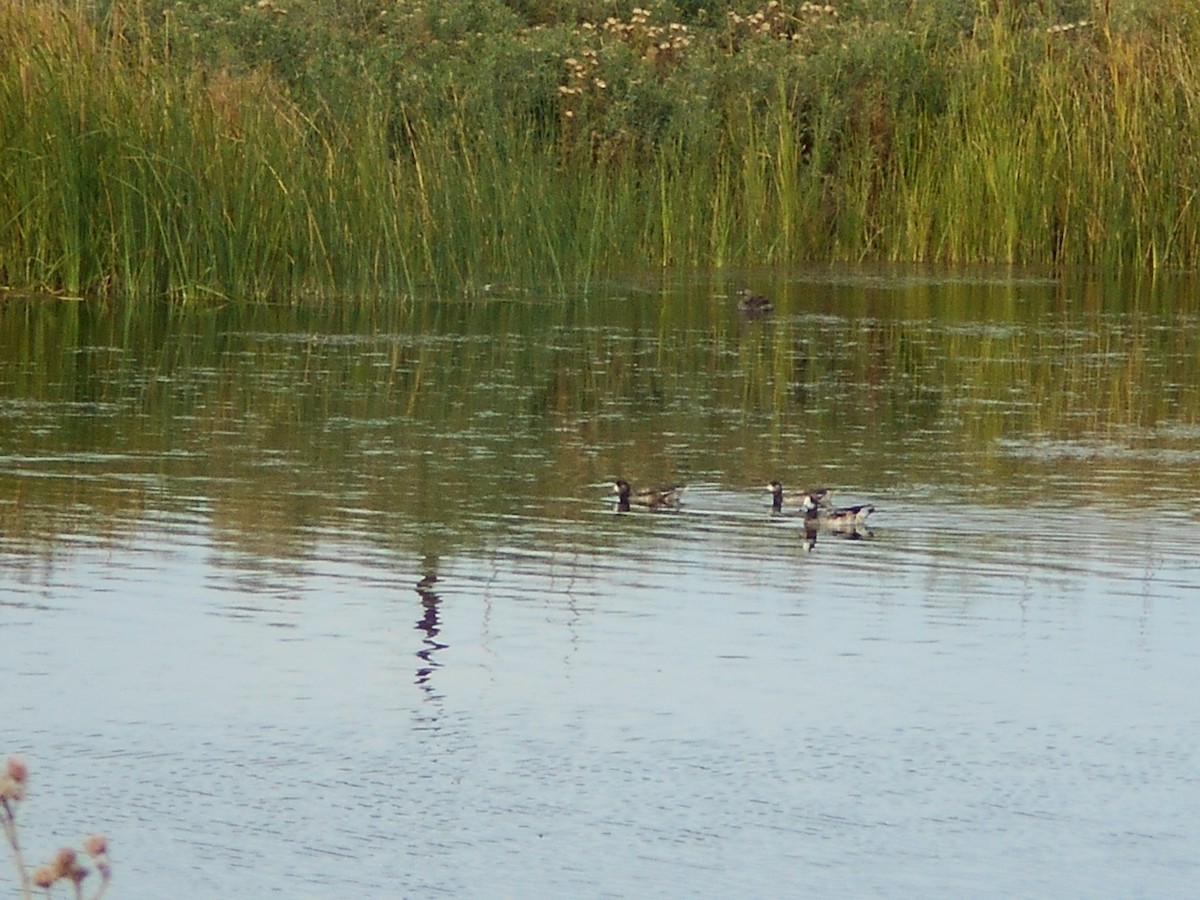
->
[2,268,1199,897]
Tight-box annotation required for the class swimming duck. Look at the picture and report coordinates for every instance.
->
[612,480,686,511]
[802,493,874,530]
[767,481,832,513]
[736,288,774,315]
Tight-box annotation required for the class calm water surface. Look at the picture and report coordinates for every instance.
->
[2,269,1199,897]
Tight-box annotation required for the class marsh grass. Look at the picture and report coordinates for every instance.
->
[2,1,1200,301]
[885,12,1200,268]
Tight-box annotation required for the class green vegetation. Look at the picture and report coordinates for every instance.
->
[1,0,1199,300]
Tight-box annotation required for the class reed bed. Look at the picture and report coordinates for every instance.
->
[2,0,1199,301]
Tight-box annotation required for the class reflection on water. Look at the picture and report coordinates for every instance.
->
[2,268,1199,896]
[414,558,447,695]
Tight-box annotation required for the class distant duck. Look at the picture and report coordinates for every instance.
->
[613,480,686,512]
[802,493,874,530]
[767,481,832,513]
[736,288,774,315]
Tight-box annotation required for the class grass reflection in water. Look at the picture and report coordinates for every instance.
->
[1,268,1198,562]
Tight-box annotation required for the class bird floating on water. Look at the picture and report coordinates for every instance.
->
[802,493,874,531]
[767,481,832,513]
[736,288,774,315]
[612,480,686,512]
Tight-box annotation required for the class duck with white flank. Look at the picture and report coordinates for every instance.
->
[612,480,686,512]
[802,492,874,531]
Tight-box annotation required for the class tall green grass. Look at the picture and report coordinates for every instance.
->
[883,11,1200,267]
[2,0,1200,301]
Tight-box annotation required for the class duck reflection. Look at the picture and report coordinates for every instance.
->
[802,518,873,551]
[414,557,448,693]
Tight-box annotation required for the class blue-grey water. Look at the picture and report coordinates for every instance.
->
[2,269,1199,897]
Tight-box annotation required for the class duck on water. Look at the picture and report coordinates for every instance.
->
[612,480,686,512]
[767,480,832,513]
